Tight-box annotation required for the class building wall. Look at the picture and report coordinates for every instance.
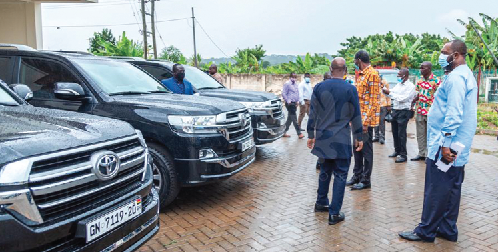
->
[0,2,43,49]
[221,74,325,97]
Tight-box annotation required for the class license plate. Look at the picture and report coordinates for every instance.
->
[85,197,142,242]
[241,138,254,152]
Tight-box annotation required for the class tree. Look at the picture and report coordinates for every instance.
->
[88,29,116,54]
[159,46,187,64]
[93,31,143,57]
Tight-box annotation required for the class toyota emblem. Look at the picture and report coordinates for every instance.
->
[91,151,120,181]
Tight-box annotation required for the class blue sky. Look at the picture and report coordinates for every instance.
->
[42,0,498,57]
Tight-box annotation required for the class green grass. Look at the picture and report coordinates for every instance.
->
[477,104,498,130]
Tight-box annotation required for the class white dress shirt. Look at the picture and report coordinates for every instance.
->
[298,81,312,105]
[389,80,416,110]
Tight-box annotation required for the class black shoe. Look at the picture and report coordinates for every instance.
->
[399,231,423,241]
[389,152,398,158]
[314,203,329,212]
[395,155,407,163]
[328,212,345,225]
[372,138,379,142]
[410,155,426,161]
[351,182,371,190]
[346,178,359,186]
[379,139,385,145]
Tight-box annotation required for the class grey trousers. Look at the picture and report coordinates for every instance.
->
[374,106,389,141]
[416,113,428,157]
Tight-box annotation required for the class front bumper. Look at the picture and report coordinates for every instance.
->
[175,138,256,186]
[252,114,286,145]
[0,167,159,252]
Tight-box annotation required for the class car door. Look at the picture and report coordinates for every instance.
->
[0,56,14,84]
[16,57,95,113]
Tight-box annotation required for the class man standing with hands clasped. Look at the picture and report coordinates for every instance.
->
[399,40,477,242]
[282,73,305,139]
[383,68,416,163]
[346,50,381,190]
[307,57,363,225]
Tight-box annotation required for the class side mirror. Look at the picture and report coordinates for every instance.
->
[9,84,33,101]
[54,82,86,100]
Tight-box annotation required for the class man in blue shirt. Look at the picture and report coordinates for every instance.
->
[161,64,194,95]
[399,40,477,242]
[307,57,363,225]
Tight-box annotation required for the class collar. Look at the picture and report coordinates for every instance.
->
[359,65,373,75]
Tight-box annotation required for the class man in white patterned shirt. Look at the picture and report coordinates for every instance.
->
[382,68,416,163]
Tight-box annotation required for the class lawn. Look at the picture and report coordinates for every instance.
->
[477,103,498,131]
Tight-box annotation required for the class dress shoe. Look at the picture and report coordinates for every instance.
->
[298,134,305,139]
[395,155,407,163]
[379,139,385,145]
[372,138,379,142]
[283,134,291,137]
[399,231,424,241]
[351,182,371,190]
[328,212,345,225]
[410,155,426,161]
[388,152,398,158]
[346,178,359,186]
[314,203,329,212]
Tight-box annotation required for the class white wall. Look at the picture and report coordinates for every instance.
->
[0,2,43,49]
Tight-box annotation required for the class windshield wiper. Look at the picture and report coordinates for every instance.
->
[197,87,223,90]
[0,102,19,106]
[148,90,171,94]
[109,91,151,96]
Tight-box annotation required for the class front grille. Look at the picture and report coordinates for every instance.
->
[268,99,283,118]
[28,135,146,224]
[218,109,252,142]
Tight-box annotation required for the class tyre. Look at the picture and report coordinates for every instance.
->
[147,142,180,209]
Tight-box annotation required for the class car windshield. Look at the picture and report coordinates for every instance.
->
[74,59,170,95]
[382,73,399,87]
[184,66,224,90]
[0,84,19,106]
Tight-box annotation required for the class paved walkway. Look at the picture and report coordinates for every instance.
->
[139,121,498,252]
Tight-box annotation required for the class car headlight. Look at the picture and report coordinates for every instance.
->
[168,115,219,134]
[240,101,270,113]
[0,159,31,186]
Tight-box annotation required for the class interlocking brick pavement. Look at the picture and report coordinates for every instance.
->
[138,120,498,252]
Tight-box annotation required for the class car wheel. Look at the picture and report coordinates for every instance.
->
[147,142,180,209]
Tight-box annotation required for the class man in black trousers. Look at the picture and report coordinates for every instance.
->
[307,57,363,225]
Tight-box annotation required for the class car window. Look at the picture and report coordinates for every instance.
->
[382,73,398,87]
[184,66,224,89]
[0,83,19,106]
[137,64,172,81]
[0,57,12,84]
[19,58,81,99]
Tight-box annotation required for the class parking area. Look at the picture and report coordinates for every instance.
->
[139,121,498,252]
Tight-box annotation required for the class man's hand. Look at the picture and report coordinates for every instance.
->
[355,140,363,152]
[363,125,368,133]
[386,106,392,112]
[307,139,315,149]
[382,87,390,95]
[442,147,457,163]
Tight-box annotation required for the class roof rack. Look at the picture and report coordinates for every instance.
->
[107,56,146,61]
[42,50,93,56]
[0,44,35,51]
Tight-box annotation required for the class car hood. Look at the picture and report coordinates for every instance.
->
[0,105,136,166]
[197,89,278,102]
[110,93,246,116]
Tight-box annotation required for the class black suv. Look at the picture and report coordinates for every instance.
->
[120,59,285,145]
[0,80,159,251]
[0,47,256,208]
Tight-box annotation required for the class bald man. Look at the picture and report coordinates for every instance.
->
[209,64,224,84]
[383,68,417,163]
[307,57,363,225]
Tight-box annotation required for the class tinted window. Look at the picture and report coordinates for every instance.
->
[137,64,173,81]
[184,66,224,89]
[0,57,12,83]
[19,58,80,99]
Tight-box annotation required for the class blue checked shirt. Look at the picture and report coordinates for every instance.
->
[427,64,477,166]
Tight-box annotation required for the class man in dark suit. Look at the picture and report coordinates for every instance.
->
[307,57,363,225]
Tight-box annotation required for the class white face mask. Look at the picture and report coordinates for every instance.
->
[438,54,449,68]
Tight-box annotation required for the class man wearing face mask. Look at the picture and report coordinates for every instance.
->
[346,50,381,191]
[382,68,416,163]
[282,73,305,138]
[161,64,194,95]
[298,73,313,130]
[399,40,477,242]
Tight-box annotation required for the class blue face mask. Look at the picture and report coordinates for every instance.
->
[304,77,310,83]
[354,64,360,70]
[439,54,449,68]
[397,77,403,83]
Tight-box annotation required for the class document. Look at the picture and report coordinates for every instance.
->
[435,142,465,172]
